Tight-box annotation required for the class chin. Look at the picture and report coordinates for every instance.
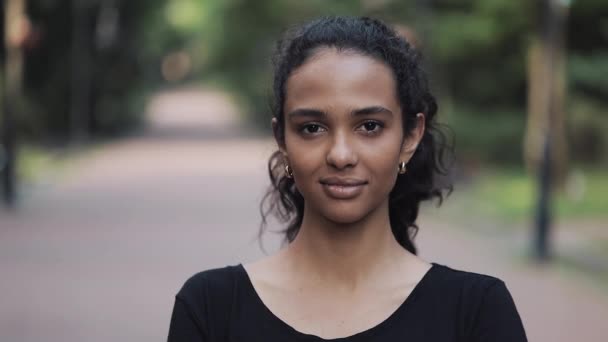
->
[319,204,371,225]
[302,189,385,226]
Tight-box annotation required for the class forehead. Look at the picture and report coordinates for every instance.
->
[284,48,400,113]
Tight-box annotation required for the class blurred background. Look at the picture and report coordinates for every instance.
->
[0,0,606,341]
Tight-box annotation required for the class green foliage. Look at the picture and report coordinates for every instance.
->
[192,0,606,166]
[569,52,608,96]
[11,0,170,140]
[440,168,608,223]
[8,0,608,165]
[567,94,608,164]
[195,0,537,147]
[446,107,526,164]
[566,51,608,164]
[199,0,366,128]
[429,0,531,110]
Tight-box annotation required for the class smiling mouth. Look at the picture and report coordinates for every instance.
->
[320,182,367,199]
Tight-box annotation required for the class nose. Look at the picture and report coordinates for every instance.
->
[326,131,358,170]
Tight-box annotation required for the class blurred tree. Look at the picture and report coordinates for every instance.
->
[524,0,569,188]
[1,0,605,167]
[21,0,167,141]
[202,0,365,130]
[70,0,92,142]
[205,0,606,166]
[2,0,27,206]
[566,0,608,164]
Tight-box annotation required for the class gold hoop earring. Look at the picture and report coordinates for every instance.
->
[398,161,407,174]
[285,164,294,178]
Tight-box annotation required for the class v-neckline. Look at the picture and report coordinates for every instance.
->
[238,263,437,341]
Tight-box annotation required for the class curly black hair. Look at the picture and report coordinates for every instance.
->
[259,16,453,255]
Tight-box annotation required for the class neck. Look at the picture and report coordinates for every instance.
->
[284,200,409,290]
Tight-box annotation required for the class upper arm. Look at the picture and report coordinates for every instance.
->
[167,267,236,342]
[167,272,212,342]
[167,296,207,342]
[471,280,528,342]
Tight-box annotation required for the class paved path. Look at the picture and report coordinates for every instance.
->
[1,88,606,341]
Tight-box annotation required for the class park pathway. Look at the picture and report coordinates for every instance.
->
[0,87,606,342]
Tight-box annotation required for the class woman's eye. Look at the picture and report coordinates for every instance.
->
[360,121,383,133]
[301,124,325,135]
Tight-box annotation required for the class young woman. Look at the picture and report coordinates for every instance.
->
[168,16,527,342]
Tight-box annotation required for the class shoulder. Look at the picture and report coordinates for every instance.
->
[426,263,514,321]
[429,263,527,341]
[429,262,505,296]
[176,265,242,305]
[170,266,243,340]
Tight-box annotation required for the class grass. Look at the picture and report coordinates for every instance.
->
[437,167,608,224]
[426,167,608,289]
[16,145,63,182]
[16,142,107,185]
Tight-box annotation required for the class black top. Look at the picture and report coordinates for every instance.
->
[167,263,527,341]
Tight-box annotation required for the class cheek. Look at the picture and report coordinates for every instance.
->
[369,148,400,192]
[365,137,404,198]
[284,136,322,182]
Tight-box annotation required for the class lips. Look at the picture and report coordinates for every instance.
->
[319,177,367,186]
[319,177,367,199]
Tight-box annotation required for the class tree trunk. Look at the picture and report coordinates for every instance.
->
[2,0,26,206]
[524,0,569,188]
[70,0,92,142]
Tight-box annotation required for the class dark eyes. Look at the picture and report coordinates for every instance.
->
[301,124,324,134]
[299,121,383,136]
[361,121,381,132]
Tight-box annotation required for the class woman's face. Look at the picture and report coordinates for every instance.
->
[274,48,424,224]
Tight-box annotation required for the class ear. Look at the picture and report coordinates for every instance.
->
[399,113,425,163]
[271,117,287,154]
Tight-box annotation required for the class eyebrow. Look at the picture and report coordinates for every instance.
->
[352,106,393,117]
[287,106,393,119]
[287,108,327,119]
